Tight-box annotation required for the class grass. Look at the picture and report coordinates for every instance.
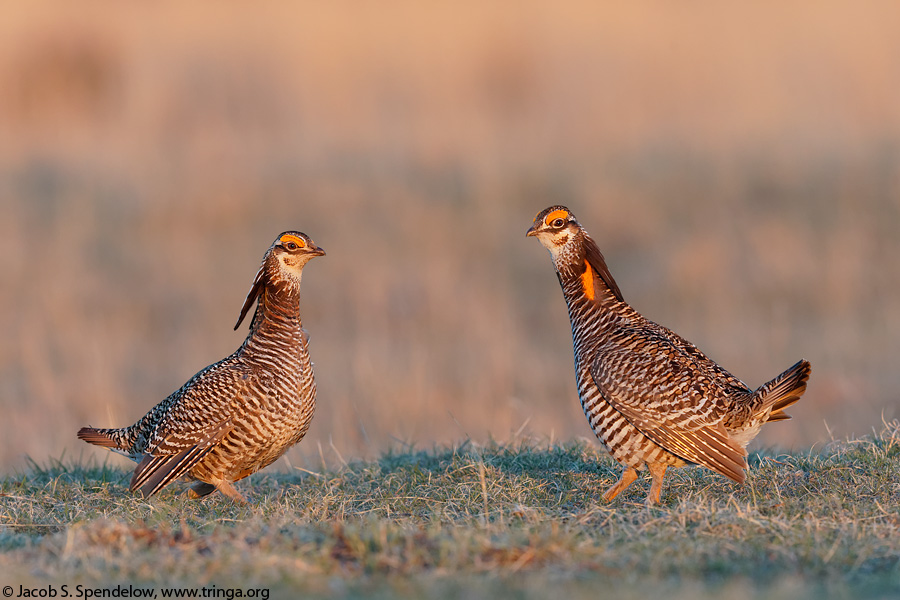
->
[1,422,899,599]
[4,2,900,471]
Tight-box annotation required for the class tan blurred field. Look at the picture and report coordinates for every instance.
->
[1,2,898,472]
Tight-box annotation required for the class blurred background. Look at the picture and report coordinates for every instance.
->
[1,2,898,473]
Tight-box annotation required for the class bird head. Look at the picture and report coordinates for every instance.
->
[526,206,582,262]
[269,231,326,281]
[234,231,325,330]
[527,205,625,301]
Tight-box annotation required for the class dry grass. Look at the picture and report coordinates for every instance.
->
[1,3,899,472]
[1,422,899,599]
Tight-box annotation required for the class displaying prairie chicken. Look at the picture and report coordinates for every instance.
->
[78,231,325,502]
[527,206,811,505]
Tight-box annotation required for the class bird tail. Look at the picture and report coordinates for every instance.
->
[77,427,127,450]
[754,359,812,422]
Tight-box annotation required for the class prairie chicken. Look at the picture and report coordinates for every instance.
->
[78,231,325,502]
[527,206,811,505]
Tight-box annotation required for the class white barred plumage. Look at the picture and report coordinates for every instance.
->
[527,206,811,505]
[78,231,325,502]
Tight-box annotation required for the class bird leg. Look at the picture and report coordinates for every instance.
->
[646,463,667,506]
[215,480,249,504]
[187,479,248,504]
[602,466,638,502]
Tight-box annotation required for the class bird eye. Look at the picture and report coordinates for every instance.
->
[285,241,298,251]
[551,218,565,228]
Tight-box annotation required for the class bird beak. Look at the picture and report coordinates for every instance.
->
[525,225,538,237]
[310,245,326,257]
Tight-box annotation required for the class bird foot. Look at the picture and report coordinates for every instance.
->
[644,463,667,506]
[602,467,639,502]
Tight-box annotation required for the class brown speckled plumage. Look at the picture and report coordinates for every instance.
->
[527,206,811,505]
[78,231,325,502]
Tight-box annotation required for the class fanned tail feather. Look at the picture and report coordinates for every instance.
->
[77,427,123,449]
[756,359,812,422]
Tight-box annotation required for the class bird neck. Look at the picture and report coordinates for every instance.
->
[240,281,305,360]
[557,259,624,312]
[556,260,630,360]
[555,232,624,307]
[553,234,634,355]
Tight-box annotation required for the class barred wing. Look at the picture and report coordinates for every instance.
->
[589,331,747,483]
